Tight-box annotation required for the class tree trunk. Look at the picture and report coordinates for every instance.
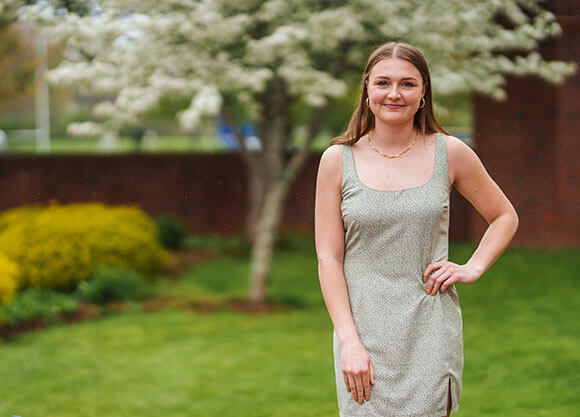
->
[246,106,327,304]
[246,164,265,242]
[248,181,287,304]
[222,91,326,305]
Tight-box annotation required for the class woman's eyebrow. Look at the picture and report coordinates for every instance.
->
[373,75,418,81]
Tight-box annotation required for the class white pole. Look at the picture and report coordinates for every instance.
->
[34,29,51,153]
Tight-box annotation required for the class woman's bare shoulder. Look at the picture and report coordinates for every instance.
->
[445,135,480,167]
[319,144,344,169]
[445,134,473,154]
[444,134,486,185]
[317,144,344,187]
[321,143,343,158]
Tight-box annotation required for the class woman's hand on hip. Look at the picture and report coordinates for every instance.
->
[340,340,375,404]
[423,260,481,296]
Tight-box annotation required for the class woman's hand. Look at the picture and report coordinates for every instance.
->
[423,260,481,296]
[340,340,375,404]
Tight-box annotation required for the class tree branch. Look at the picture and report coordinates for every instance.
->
[281,105,327,186]
[220,107,257,168]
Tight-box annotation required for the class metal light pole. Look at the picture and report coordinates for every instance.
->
[34,29,51,153]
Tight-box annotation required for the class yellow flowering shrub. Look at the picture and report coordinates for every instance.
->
[0,202,167,289]
[0,252,19,305]
[0,204,43,233]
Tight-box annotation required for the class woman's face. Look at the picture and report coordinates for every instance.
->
[366,58,426,126]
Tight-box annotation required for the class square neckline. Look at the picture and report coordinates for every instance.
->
[346,133,441,193]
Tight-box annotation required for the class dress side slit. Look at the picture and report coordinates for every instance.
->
[446,377,452,416]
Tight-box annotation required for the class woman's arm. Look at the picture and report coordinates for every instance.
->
[423,136,519,294]
[315,145,374,404]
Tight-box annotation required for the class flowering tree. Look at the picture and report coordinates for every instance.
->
[17,0,575,304]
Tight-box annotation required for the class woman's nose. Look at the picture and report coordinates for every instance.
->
[387,86,401,99]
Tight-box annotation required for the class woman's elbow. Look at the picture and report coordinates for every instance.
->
[512,209,519,235]
[505,205,519,237]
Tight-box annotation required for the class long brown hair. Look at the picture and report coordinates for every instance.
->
[330,42,447,146]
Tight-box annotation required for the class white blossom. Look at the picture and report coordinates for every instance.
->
[14,0,576,132]
[178,85,222,131]
[67,121,104,137]
[92,101,116,118]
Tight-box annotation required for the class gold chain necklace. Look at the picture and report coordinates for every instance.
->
[367,131,417,159]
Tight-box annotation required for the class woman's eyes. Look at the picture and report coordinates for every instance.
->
[377,81,415,87]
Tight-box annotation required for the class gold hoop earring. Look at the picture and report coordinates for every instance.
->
[419,97,426,109]
[365,97,370,108]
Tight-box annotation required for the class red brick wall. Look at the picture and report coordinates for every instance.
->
[0,152,473,241]
[472,2,580,247]
[0,153,248,235]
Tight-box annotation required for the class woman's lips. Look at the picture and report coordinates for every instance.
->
[385,104,404,109]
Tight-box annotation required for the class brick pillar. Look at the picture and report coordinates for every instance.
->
[473,0,580,247]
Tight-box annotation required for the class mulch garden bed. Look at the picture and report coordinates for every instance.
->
[0,296,296,342]
[0,247,295,342]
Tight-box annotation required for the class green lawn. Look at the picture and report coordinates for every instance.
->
[5,135,227,154]
[0,238,578,417]
[5,134,334,154]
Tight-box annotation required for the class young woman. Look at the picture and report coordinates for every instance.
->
[314,42,519,417]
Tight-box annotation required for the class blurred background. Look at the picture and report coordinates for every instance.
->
[0,1,578,417]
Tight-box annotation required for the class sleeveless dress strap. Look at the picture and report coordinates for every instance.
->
[340,144,356,189]
[433,133,450,190]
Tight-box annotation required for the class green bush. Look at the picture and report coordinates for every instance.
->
[154,214,188,250]
[78,264,150,304]
[0,202,168,289]
[0,288,78,326]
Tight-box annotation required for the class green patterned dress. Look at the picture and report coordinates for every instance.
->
[334,133,463,417]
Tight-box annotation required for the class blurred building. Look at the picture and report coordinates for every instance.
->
[473,0,580,246]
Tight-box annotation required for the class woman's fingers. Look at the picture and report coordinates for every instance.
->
[423,260,445,283]
[440,275,460,293]
[355,374,364,403]
[430,270,451,295]
[343,372,351,392]
[362,371,371,401]
[425,260,484,293]
[425,266,445,293]
[370,361,375,385]
[347,373,358,401]
[424,261,462,295]
[344,369,372,403]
